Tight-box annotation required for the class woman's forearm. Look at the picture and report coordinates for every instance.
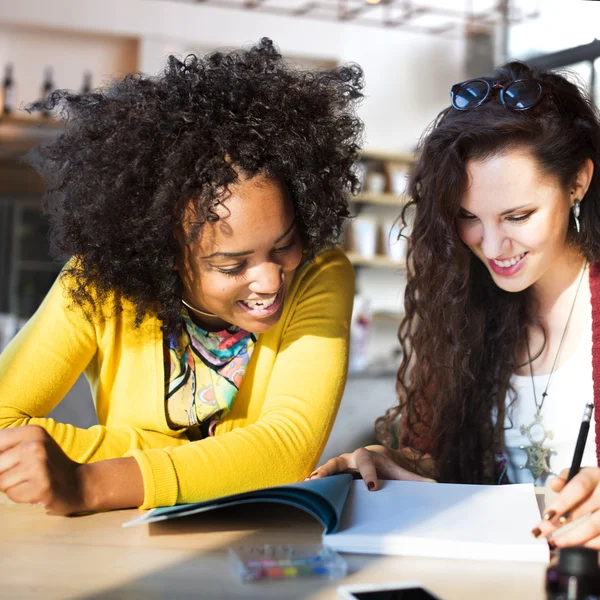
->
[78,457,144,512]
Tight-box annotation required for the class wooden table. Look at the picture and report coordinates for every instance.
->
[0,492,550,599]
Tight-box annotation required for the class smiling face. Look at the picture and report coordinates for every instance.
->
[456,148,590,294]
[177,173,303,333]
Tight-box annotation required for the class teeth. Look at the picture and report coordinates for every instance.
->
[493,253,525,268]
[243,295,277,310]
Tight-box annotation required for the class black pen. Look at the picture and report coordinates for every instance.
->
[559,403,594,523]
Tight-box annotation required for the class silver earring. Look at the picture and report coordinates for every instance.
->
[572,199,581,233]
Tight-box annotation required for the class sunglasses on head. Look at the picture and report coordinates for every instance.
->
[450,78,554,111]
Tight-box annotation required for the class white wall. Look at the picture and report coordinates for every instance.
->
[0,0,466,152]
[509,0,600,60]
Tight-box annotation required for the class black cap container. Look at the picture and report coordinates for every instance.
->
[546,547,600,599]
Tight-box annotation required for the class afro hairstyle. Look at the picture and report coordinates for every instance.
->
[28,38,364,334]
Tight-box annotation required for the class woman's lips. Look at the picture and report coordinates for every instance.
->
[237,287,283,318]
[488,252,528,276]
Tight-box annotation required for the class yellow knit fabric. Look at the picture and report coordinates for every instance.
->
[0,248,354,509]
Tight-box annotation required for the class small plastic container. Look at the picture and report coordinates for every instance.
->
[546,547,600,599]
[228,544,347,583]
[351,216,378,259]
[383,219,408,263]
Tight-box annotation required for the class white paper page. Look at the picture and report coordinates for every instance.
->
[323,480,549,563]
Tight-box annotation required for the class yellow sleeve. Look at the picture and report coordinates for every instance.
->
[0,273,97,437]
[0,273,185,463]
[128,250,355,508]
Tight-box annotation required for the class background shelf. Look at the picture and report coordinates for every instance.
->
[361,149,415,164]
[346,252,406,269]
[0,115,62,161]
[0,114,62,127]
[353,191,410,206]
[372,310,404,324]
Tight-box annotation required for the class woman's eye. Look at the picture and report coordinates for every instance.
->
[216,264,246,275]
[507,211,534,223]
[273,241,295,253]
[458,213,478,221]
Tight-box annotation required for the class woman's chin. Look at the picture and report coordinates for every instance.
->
[489,270,533,293]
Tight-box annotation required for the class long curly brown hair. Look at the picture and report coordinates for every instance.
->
[376,61,600,484]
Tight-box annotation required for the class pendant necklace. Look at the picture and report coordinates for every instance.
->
[519,260,588,483]
[182,298,218,318]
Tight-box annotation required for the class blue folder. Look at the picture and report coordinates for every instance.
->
[123,473,353,533]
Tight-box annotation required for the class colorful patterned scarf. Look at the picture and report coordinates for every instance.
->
[164,309,257,429]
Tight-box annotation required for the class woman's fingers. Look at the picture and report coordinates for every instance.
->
[560,481,600,523]
[2,480,42,506]
[534,468,600,539]
[0,461,29,494]
[545,469,600,517]
[0,425,47,453]
[549,468,569,493]
[550,510,600,549]
[309,454,356,479]
[0,438,38,496]
[354,448,379,490]
[540,487,600,540]
[308,446,435,490]
[0,444,21,475]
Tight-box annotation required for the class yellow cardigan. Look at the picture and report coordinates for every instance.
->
[0,248,354,509]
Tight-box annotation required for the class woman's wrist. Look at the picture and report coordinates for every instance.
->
[77,457,144,512]
[397,447,438,479]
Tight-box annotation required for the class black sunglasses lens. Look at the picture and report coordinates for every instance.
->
[453,80,489,109]
[503,80,543,110]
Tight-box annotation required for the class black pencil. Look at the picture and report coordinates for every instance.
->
[567,403,594,483]
[559,403,594,524]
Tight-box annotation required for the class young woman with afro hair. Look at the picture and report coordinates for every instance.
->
[0,38,364,514]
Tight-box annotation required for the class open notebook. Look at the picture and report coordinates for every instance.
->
[123,474,549,563]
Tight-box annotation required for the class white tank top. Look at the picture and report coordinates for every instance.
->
[504,300,597,486]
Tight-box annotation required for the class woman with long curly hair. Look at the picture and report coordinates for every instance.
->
[312,60,600,549]
[0,38,363,514]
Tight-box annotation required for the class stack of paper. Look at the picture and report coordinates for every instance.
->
[323,480,549,563]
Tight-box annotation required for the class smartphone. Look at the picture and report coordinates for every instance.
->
[337,581,444,600]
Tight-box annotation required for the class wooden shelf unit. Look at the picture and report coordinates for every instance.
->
[361,149,415,164]
[356,148,415,205]
[0,114,62,161]
[353,191,411,206]
[372,310,404,324]
[0,114,62,127]
[345,252,406,269]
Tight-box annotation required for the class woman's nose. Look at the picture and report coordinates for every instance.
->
[481,226,510,259]
[248,262,284,295]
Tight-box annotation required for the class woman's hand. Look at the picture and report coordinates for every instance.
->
[533,467,600,549]
[0,425,87,515]
[308,445,435,491]
[0,425,145,514]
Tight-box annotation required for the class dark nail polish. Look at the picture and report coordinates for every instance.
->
[548,540,557,551]
[531,527,541,538]
[367,481,375,491]
[544,510,556,521]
